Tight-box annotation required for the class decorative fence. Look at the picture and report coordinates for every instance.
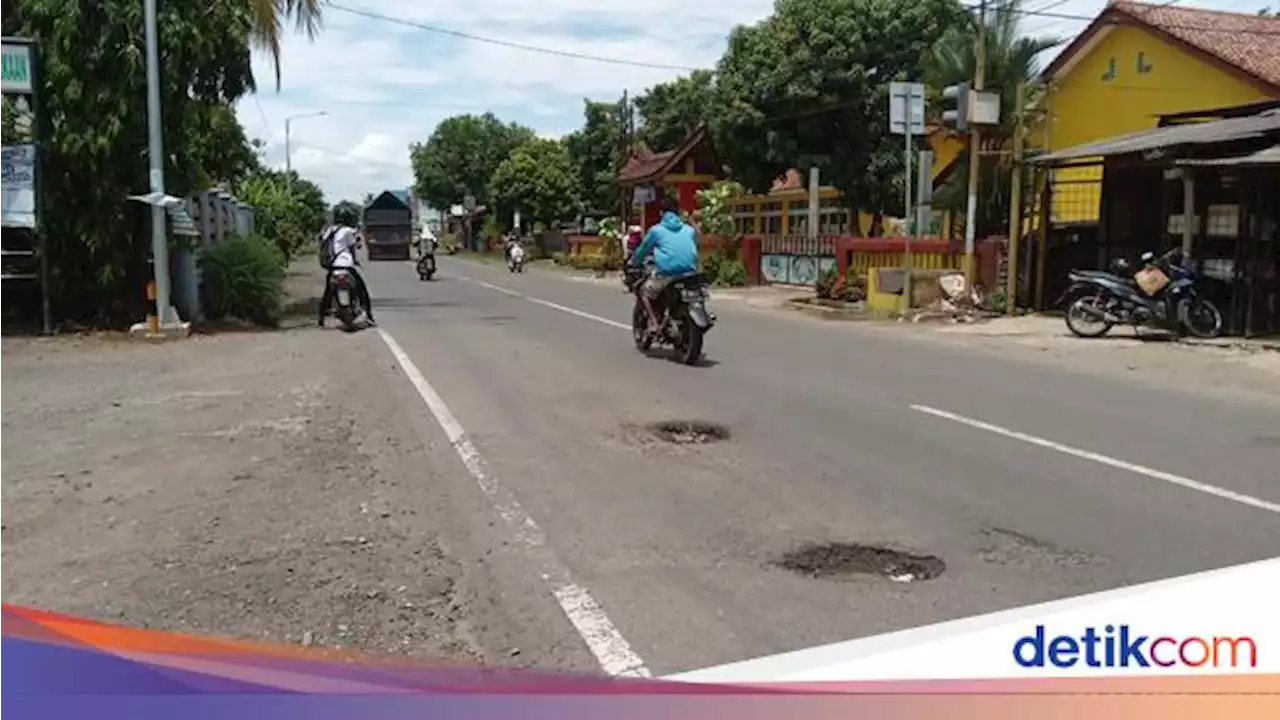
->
[758,235,838,285]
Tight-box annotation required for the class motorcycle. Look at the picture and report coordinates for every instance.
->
[624,267,716,365]
[1057,248,1223,339]
[507,244,526,273]
[417,246,437,281]
[328,268,368,331]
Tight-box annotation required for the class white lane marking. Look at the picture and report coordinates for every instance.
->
[910,404,1280,515]
[377,328,651,677]
[471,279,631,330]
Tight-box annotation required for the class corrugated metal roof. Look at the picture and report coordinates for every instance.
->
[1175,144,1280,167]
[1033,109,1280,164]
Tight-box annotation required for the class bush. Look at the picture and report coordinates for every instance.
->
[715,258,748,287]
[551,251,567,265]
[201,234,287,327]
[815,266,865,302]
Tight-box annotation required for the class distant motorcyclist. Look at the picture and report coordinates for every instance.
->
[503,232,521,261]
[628,196,698,336]
[318,207,375,327]
[418,225,439,258]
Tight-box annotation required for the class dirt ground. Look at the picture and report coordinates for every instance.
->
[0,268,486,662]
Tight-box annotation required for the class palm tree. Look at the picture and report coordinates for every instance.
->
[249,0,323,89]
[925,0,1062,237]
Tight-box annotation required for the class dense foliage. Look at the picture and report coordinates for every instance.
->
[409,113,535,212]
[711,0,968,235]
[2,0,322,324]
[235,168,327,260]
[488,138,581,232]
[634,70,714,151]
[562,100,624,213]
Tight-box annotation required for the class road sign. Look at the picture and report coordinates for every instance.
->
[889,82,926,136]
[2,42,33,94]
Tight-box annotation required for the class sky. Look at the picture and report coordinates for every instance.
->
[233,0,1271,206]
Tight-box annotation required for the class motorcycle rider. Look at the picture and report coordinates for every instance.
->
[628,195,699,337]
[318,207,376,327]
[419,224,439,259]
[503,232,522,265]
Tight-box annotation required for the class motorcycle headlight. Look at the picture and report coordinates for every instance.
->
[681,288,705,302]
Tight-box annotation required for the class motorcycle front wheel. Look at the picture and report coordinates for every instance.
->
[1064,295,1114,338]
[1180,297,1223,339]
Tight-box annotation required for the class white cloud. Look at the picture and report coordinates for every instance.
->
[232,0,1259,205]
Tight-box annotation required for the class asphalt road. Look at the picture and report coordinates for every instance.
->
[356,256,1280,677]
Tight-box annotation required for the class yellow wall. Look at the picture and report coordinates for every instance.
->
[1039,24,1276,223]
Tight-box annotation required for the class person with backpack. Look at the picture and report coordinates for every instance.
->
[318,207,376,327]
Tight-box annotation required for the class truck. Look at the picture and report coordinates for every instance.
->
[362,190,414,261]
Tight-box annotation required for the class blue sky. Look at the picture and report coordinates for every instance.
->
[233,0,1266,205]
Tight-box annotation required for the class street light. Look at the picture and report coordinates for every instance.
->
[284,110,327,190]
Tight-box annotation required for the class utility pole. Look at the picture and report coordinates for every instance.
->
[284,111,327,192]
[963,0,987,288]
[1005,82,1026,316]
[143,0,171,325]
[617,90,629,225]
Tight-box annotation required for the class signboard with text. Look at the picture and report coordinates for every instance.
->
[2,144,35,228]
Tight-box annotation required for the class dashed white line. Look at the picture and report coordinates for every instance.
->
[377,328,651,677]
[470,279,631,330]
[910,404,1280,515]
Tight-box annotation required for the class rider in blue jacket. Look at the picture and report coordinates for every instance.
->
[629,195,699,336]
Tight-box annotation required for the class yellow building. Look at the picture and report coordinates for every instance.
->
[1038,1,1280,223]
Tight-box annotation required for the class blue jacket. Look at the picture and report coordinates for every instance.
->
[631,212,699,276]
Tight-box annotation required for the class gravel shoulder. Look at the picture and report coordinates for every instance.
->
[1,268,496,663]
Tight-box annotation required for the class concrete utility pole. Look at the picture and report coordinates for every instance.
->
[143,0,171,325]
[963,0,987,287]
[1006,82,1026,316]
[284,111,327,191]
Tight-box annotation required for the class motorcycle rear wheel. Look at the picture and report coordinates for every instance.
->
[1065,295,1114,338]
[674,319,704,365]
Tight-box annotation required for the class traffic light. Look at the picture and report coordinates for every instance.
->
[941,82,970,131]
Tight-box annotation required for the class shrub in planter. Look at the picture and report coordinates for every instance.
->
[715,258,748,287]
[201,234,287,327]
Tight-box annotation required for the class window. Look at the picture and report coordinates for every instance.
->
[763,215,782,234]
[1102,58,1116,82]
[1136,52,1152,74]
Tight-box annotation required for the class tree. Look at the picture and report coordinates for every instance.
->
[926,0,1061,237]
[711,0,968,235]
[331,199,363,222]
[562,99,623,213]
[2,0,264,322]
[235,168,327,259]
[409,113,535,212]
[247,0,322,89]
[635,70,715,151]
[488,138,580,232]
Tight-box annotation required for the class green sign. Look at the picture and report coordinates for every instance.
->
[2,43,33,94]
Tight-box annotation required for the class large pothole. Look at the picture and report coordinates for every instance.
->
[646,421,730,445]
[775,542,945,583]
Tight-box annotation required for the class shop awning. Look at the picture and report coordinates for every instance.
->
[1032,110,1280,165]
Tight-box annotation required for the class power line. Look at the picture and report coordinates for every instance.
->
[322,1,702,72]
[252,94,277,143]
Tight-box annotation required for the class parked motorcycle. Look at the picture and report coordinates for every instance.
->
[1057,248,1223,339]
[328,268,368,331]
[508,244,526,273]
[624,267,716,365]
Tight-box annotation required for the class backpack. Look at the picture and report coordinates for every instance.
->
[317,225,340,270]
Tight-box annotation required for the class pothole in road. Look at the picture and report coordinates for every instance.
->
[775,542,945,583]
[646,420,730,445]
